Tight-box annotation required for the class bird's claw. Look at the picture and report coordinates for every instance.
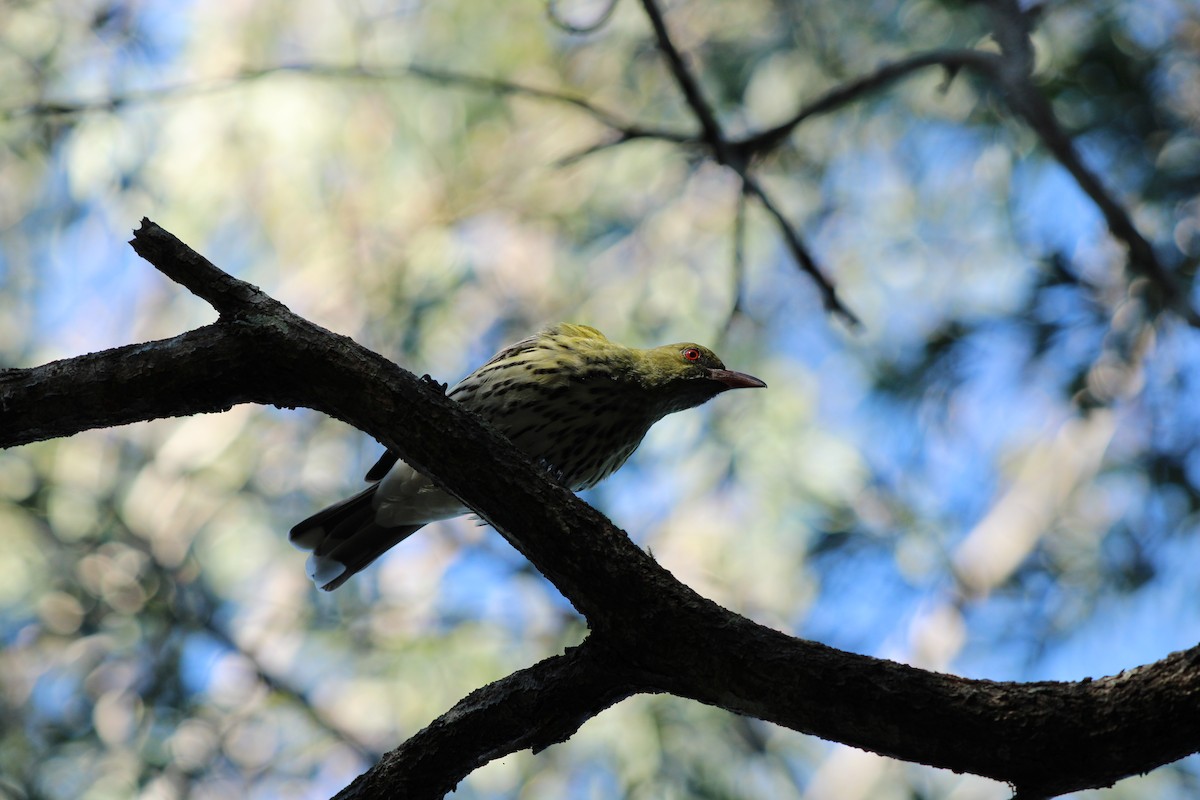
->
[421,374,449,394]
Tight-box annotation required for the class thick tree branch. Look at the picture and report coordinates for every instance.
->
[3,221,1198,799]
[0,325,261,445]
[333,638,638,800]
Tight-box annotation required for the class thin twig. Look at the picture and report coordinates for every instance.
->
[636,0,859,326]
[10,14,1189,329]
[978,0,1199,326]
[8,46,864,325]
[723,188,748,338]
[636,0,733,165]
[730,48,1000,162]
[554,127,695,166]
[1,63,636,133]
[740,172,861,327]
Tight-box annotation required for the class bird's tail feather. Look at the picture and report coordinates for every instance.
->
[289,486,424,591]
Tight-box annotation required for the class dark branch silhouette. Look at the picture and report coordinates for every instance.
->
[727,48,996,159]
[2,220,1198,799]
[974,0,1198,326]
[10,2,1188,332]
[637,0,861,328]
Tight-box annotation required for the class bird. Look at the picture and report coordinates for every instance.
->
[290,323,766,590]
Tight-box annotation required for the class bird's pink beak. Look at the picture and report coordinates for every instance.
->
[707,368,767,389]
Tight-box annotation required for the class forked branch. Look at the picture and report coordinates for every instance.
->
[1,221,1197,799]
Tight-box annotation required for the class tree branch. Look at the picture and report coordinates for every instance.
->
[728,48,999,160]
[3,221,1198,799]
[637,0,733,166]
[333,638,638,800]
[636,0,860,328]
[10,15,1190,330]
[977,0,1199,326]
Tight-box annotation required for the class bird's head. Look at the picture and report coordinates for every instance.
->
[634,342,766,414]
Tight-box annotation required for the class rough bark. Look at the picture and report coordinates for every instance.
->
[2,220,1198,800]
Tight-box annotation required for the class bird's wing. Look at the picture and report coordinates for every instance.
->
[463,323,610,375]
[544,322,607,341]
[364,322,612,501]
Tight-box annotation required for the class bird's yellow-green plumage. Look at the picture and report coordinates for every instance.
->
[290,323,765,590]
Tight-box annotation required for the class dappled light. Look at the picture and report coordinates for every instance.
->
[3,0,1200,798]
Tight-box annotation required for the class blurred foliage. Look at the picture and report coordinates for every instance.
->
[2,0,1200,798]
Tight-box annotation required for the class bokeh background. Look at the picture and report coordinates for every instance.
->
[2,0,1200,797]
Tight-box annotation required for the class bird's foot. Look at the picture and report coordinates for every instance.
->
[421,374,449,394]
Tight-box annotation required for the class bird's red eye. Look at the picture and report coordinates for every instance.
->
[682,347,701,362]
